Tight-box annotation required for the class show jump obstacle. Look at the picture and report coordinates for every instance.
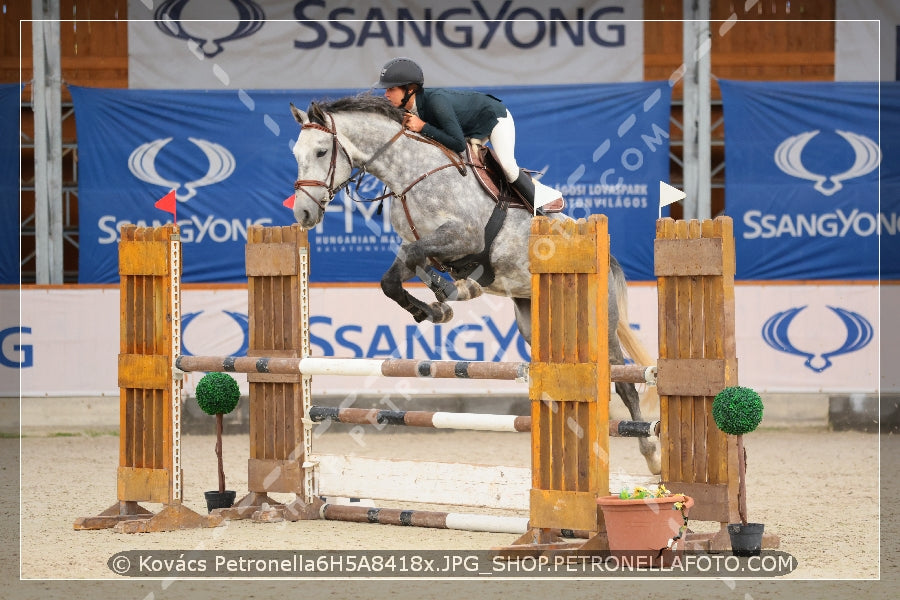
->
[76,216,769,551]
[73,225,222,533]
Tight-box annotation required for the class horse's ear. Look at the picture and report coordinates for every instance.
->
[308,102,327,125]
[290,102,309,125]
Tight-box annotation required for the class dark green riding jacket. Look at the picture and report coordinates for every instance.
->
[414,88,507,153]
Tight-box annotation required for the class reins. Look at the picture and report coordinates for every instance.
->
[293,111,468,245]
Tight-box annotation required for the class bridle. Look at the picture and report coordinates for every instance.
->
[293,113,355,211]
[293,110,467,240]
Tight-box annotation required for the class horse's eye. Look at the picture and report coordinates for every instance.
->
[316,149,328,158]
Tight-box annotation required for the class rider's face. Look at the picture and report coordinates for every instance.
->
[384,86,411,109]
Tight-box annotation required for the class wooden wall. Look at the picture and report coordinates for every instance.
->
[4,1,837,282]
[5,0,127,282]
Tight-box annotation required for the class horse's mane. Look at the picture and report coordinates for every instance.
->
[308,93,404,126]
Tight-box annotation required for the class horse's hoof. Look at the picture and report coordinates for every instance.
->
[429,302,453,323]
[644,446,662,475]
[456,280,483,301]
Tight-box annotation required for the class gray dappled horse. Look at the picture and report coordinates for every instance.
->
[290,94,660,475]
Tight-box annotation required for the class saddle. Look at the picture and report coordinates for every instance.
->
[465,142,565,213]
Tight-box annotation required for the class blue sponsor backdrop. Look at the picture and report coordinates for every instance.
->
[0,84,21,284]
[71,82,671,283]
[720,80,899,280]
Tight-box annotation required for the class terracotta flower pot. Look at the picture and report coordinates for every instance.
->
[597,494,694,567]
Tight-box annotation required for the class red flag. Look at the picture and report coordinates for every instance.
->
[154,189,177,222]
[283,194,295,209]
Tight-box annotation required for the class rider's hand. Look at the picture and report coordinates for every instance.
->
[403,113,425,133]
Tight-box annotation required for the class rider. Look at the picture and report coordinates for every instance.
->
[376,57,559,212]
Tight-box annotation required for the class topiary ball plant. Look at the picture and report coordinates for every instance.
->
[713,386,764,526]
[195,372,241,495]
[713,386,764,436]
[196,371,241,417]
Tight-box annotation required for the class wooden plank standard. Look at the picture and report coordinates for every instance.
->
[655,217,741,541]
[518,215,611,546]
[243,225,312,506]
[76,224,221,532]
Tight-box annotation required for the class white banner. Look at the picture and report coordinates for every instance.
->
[127,0,643,89]
[836,0,899,81]
[3,283,888,399]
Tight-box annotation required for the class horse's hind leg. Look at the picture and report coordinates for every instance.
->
[512,297,531,344]
[608,262,661,475]
[615,381,662,475]
[380,254,453,324]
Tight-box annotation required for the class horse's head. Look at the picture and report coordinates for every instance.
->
[290,102,354,228]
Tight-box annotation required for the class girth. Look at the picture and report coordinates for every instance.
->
[442,199,508,287]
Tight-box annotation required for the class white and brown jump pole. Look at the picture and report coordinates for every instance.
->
[76,216,758,551]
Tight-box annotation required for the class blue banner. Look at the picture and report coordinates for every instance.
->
[0,84,21,284]
[72,82,670,283]
[720,80,897,280]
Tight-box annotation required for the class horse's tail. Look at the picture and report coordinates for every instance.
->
[613,272,660,419]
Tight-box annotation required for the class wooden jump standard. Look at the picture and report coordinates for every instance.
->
[78,216,771,550]
[74,225,222,533]
[654,217,776,551]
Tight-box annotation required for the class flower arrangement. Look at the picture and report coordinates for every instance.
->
[604,484,692,554]
[616,484,676,500]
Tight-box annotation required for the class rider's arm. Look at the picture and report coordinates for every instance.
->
[418,93,467,153]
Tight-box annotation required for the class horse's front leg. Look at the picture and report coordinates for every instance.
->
[418,264,483,303]
[400,222,484,304]
[380,251,453,324]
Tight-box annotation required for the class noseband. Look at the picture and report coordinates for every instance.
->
[293,113,353,211]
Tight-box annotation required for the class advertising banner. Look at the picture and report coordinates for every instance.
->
[0,83,21,284]
[835,0,899,81]
[4,283,886,399]
[720,80,898,280]
[71,81,671,283]
[126,0,643,89]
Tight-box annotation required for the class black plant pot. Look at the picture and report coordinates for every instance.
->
[728,522,765,557]
[204,490,236,513]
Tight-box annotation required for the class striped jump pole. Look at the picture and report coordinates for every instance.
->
[307,406,661,438]
[174,355,656,385]
[321,504,530,535]
[317,503,591,539]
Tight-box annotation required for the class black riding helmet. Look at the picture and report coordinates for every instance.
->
[377,57,424,88]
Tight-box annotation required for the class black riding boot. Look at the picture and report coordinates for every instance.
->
[510,169,535,208]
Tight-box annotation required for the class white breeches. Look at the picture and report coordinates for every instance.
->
[488,110,520,182]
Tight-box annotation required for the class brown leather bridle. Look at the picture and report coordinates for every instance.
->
[293,113,354,211]
[293,110,468,242]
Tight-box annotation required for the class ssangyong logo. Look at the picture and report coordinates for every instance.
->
[154,0,265,58]
[181,311,249,357]
[762,305,873,373]
[774,129,880,196]
[128,137,236,202]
